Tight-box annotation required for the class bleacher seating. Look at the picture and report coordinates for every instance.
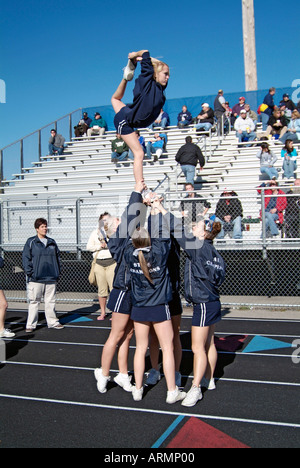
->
[1,123,299,246]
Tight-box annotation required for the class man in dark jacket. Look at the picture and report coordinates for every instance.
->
[215,189,243,240]
[175,136,205,185]
[22,218,63,332]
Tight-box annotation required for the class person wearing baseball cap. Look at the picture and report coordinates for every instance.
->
[193,103,215,132]
[232,96,246,121]
[234,109,256,147]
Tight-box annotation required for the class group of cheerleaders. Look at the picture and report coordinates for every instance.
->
[94,50,226,408]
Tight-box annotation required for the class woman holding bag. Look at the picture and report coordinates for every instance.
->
[86,213,116,320]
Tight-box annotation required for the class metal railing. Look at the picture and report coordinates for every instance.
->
[0,108,82,181]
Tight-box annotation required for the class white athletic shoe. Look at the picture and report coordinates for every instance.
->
[123,59,137,81]
[0,328,15,338]
[181,385,203,407]
[132,385,144,402]
[201,377,216,390]
[94,368,110,394]
[114,373,133,392]
[166,386,187,404]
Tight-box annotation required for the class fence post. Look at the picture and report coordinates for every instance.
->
[261,188,267,259]
[76,198,81,261]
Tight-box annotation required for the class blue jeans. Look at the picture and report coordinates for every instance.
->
[260,166,278,180]
[195,122,212,132]
[148,117,168,130]
[283,159,297,179]
[261,112,270,131]
[111,151,128,161]
[236,131,256,146]
[264,212,279,237]
[215,216,243,239]
[181,165,196,185]
[49,144,64,155]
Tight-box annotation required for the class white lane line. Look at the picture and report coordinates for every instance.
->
[0,393,299,429]
[3,360,300,387]
[1,338,295,358]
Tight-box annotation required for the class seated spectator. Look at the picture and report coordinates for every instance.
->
[256,142,278,180]
[48,129,65,156]
[74,112,92,137]
[180,183,211,224]
[175,136,205,185]
[257,181,287,238]
[87,112,107,137]
[244,103,258,129]
[281,139,298,179]
[177,105,193,129]
[193,103,214,132]
[148,108,170,130]
[285,179,300,238]
[279,93,296,112]
[280,109,300,144]
[234,109,256,146]
[232,96,246,121]
[215,189,243,240]
[111,134,129,162]
[128,130,145,160]
[146,132,167,162]
[265,109,288,140]
[279,104,292,125]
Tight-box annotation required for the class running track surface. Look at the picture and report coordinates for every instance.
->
[0,307,299,448]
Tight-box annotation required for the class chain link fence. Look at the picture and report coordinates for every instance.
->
[0,186,299,305]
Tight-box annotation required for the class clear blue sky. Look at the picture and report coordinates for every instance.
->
[0,0,299,176]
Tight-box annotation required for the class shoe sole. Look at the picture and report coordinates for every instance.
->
[166,392,187,404]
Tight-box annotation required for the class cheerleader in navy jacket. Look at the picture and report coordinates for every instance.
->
[111,50,169,187]
[124,200,186,404]
[94,181,147,394]
[168,206,226,407]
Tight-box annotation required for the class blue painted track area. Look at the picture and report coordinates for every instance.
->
[0,307,299,448]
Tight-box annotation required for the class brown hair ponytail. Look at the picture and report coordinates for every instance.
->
[205,222,222,241]
[132,228,153,284]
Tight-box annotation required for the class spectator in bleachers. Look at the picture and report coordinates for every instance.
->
[285,179,300,238]
[74,112,92,138]
[261,87,276,131]
[279,103,292,125]
[193,103,214,132]
[146,132,167,162]
[180,183,211,224]
[148,108,170,131]
[279,93,296,112]
[232,96,246,121]
[111,134,129,162]
[177,105,193,129]
[234,109,256,147]
[256,142,278,180]
[48,129,65,156]
[86,213,116,321]
[257,181,287,238]
[175,136,205,185]
[214,90,227,135]
[244,103,258,129]
[280,109,300,144]
[281,139,298,179]
[214,189,243,240]
[265,109,288,140]
[87,112,107,137]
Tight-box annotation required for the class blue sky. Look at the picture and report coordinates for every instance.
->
[0,0,299,177]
